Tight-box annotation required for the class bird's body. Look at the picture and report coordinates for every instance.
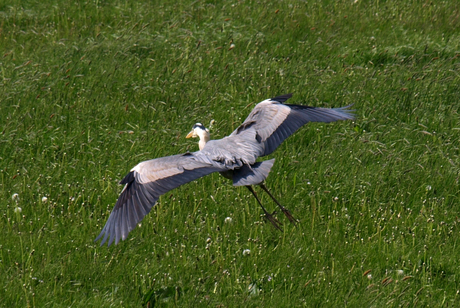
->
[96,94,354,246]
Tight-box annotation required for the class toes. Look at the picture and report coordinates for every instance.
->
[263,213,282,231]
[282,208,299,224]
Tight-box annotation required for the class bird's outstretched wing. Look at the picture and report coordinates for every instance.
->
[95,153,222,246]
[231,94,355,156]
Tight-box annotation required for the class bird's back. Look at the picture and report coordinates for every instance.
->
[200,128,264,169]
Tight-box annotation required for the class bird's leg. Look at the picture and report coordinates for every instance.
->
[259,183,298,224]
[246,186,282,231]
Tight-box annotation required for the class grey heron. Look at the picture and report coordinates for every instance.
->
[95,94,354,246]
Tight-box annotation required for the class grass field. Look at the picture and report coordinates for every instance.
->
[1,0,460,306]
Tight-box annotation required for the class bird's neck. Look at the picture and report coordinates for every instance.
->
[198,132,210,151]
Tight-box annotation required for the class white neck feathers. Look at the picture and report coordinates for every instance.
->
[198,130,210,150]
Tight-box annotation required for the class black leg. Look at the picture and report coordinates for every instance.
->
[259,183,298,224]
[246,186,282,231]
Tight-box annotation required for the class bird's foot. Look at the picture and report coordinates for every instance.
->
[281,208,299,224]
[262,211,282,231]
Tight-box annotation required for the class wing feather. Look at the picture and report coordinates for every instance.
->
[125,199,136,233]
[231,95,355,156]
[271,93,293,103]
[95,153,223,246]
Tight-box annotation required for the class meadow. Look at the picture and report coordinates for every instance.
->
[1,0,460,306]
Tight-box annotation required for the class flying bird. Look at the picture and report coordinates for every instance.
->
[95,94,354,246]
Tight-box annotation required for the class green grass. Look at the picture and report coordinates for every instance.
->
[1,0,460,306]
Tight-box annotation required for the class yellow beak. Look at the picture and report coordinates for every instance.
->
[186,131,194,138]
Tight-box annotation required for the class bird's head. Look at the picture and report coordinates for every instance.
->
[186,123,209,139]
[186,123,210,150]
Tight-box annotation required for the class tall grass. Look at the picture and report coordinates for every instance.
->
[1,0,460,306]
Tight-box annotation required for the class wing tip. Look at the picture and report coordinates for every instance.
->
[335,104,356,120]
[94,231,110,247]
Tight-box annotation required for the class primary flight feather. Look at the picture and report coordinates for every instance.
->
[95,94,354,246]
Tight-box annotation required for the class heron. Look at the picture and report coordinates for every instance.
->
[95,94,354,246]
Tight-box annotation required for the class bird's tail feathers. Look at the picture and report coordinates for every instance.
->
[232,159,275,186]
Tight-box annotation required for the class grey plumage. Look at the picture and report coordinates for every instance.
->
[231,159,275,186]
[95,93,354,246]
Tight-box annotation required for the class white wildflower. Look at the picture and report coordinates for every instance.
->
[243,249,251,256]
[14,207,22,214]
[41,196,48,203]
[224,217,233,224]
[12,193,19,201]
